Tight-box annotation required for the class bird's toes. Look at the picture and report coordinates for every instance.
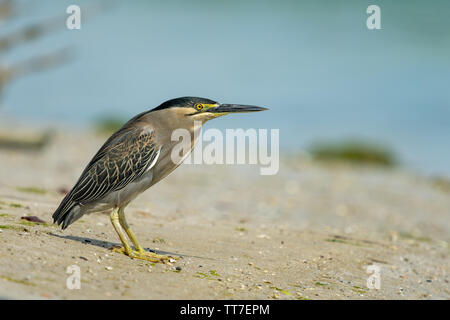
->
[135,251,176,264]
[109,245,127,254]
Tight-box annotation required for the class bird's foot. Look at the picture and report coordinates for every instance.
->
[133,250,174,263]
[109,245,175,263]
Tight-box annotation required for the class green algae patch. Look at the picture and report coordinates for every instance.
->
[309,140,396,167]
[325,235,366,247]
[326,238,347,244]
[194,270,221,281]
[194,272,211,279]
[20,220,40,227]
[0,213,12,218]
[0,200,26,209]
[270,286,292,295]
[352,286,368,294]
[431,177,450,194]
[314,281,329,287]
[0,275,36,287]
[0,224,25,231]
[398,232,432,243]
[209,270,220,277]
[16,186,47,195]
[152,237,166,243]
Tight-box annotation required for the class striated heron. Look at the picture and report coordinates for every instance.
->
[53,97,267,262]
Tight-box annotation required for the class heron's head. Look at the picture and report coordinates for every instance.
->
[151,96,268,123]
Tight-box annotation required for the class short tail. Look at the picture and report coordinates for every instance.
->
[52,196,83,230]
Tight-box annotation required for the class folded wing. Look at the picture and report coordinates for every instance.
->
[53,126,160,229]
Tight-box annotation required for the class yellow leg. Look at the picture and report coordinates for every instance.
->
[110,208,133,256]
[109,207,173,263]
[118,207,145,252]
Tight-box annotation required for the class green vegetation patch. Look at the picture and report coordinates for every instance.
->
[314,281,329,287]
[194,270,221,280]
[325,235,366,247]
[19,220,51,227]
[0,224,25,231]
[352,285,368,294]
[0,275,36,287]
[398,232,432,243]
[431,177,450,194]
[209,270,220,277]
[194,272,212,279]
[309,140,396,167]
[270,286,292,295]
[16,187,46,195]
[152,237,166,244]
[326,238,347,244]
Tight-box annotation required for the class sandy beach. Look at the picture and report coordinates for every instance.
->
[0,130,449,300]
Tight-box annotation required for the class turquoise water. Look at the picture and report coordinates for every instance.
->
[1,0,450,176]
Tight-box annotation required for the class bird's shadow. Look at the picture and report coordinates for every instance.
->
[48,233,213,260]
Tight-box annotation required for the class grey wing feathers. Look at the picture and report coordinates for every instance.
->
[53,126,160,229]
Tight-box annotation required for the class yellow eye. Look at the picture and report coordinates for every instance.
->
[195,103,203,110]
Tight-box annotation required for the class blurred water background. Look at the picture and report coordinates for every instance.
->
[1,0,449,177]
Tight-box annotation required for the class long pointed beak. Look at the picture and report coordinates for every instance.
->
[211,104,268,114]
